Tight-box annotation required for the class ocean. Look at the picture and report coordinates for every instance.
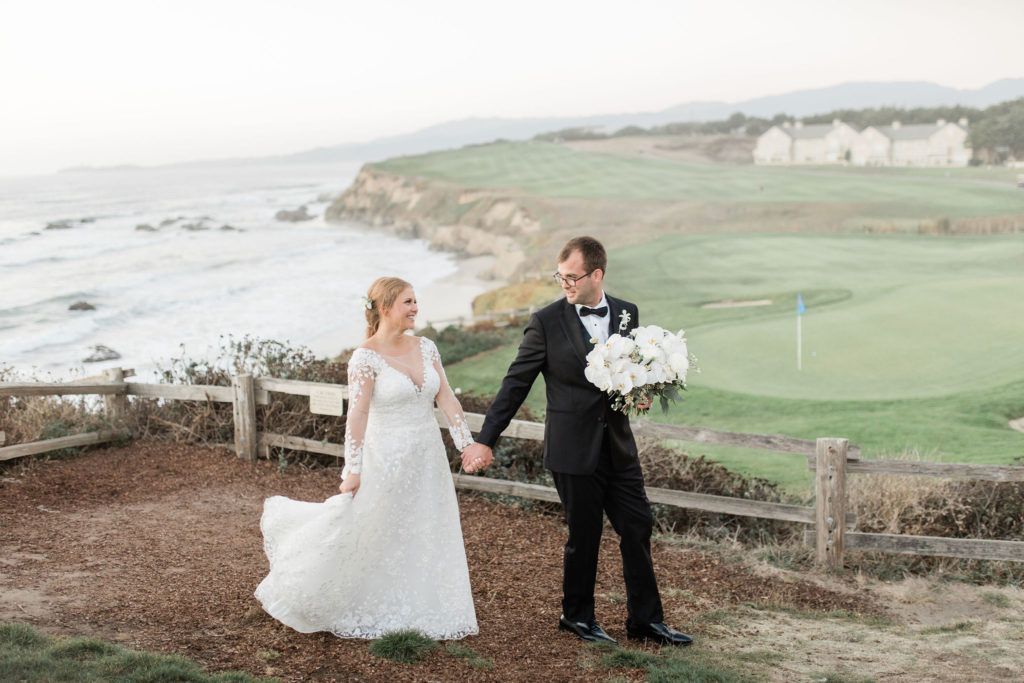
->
[0,161,478,381]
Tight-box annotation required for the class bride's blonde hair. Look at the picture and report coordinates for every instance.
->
[365,277,413,338]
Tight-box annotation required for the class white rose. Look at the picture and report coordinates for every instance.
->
[670,337,688,358]
[668,352,690,378]
[648,361,669,384]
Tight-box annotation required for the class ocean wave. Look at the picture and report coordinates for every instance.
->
[2,161,476,378]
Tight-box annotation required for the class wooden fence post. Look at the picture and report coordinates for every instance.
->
[102,367,127,423]
[232,374,257,461]
[815,437,848,568]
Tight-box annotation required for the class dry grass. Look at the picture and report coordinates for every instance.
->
[847,447,954,535]
[0,366,112,446]
[844,447,1024,583]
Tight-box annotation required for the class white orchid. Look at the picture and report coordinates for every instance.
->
[633,325,666,348]
[610,357,631,375]
[626,363,648,388]
[586,347,609,368]
[611,372,634,396]
[585,364,613,392]
[607,334,635,359]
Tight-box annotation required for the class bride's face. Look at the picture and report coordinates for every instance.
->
[385,287,418,331]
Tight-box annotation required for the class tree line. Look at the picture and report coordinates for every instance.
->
[533,98,1024,162]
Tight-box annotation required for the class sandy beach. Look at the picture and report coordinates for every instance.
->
[304,254,504,356]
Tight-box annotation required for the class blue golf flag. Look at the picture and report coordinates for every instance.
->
[797,294,806,315]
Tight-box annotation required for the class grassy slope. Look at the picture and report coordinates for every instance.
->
[377,141,1024,218]
[446,343,1024,493]
[404,141,1024,493]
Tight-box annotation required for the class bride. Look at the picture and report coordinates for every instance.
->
[255,277,479,640]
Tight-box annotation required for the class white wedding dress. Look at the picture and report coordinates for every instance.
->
[255,336,478,640]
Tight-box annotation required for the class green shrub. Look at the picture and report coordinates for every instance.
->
[0,622,269,682]
[420,322,523,366]
[368,630,438,664]
[445,642,493,669]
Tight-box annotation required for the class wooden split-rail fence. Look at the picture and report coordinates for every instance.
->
[3,368,1024,568]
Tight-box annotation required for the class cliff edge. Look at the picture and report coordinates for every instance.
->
[325,166,543,280]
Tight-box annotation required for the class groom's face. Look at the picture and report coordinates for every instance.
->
[557,249,603,307]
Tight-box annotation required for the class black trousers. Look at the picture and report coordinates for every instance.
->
[551,433,664,625]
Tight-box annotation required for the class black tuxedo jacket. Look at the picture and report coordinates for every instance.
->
[476,294,640,475]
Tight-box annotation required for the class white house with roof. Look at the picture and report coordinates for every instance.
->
[753,120,861,165]
[851,119,970,166]
[755,118,970,166]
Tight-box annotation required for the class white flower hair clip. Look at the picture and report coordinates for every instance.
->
[361,295,373,310]
[618,310,631,331]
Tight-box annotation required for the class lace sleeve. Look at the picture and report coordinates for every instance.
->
[426,339,474,452]
[343,350,377,477]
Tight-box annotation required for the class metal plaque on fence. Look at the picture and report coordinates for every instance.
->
[309,386,345,416]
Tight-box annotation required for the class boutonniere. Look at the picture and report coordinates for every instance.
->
[618,311,631,332]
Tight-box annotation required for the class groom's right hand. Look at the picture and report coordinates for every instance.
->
[461,443,494,473]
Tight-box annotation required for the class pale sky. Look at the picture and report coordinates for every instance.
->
[2,0,1022,176]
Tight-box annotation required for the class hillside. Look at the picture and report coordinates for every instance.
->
[325,139,1024,279]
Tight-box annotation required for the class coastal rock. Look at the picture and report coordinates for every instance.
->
[219,224,242,231]
[69,301,96,311]
[275,205,315,222]
[135,223,158,232]
[325,167,536,279]
[159,217,185,227]
[180,222,209,231]
[45,221,72,230]
[84,345,120,363]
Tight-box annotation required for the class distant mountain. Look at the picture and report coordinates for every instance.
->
[281,78,1024,164]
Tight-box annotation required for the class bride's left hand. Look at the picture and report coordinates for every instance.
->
[339,473,361,496]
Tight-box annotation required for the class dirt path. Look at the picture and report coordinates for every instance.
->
[2,443,1021,681]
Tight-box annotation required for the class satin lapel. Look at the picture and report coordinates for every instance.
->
[559,300,590,363]
[606,296,622,339]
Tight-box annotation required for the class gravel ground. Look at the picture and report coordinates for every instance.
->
[0,442,879,681]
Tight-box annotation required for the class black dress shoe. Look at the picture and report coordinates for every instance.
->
[558,615,618,645]
[626,621,693,646]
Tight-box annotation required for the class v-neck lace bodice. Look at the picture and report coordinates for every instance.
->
[341,337,474,477]
[360,337,429,394]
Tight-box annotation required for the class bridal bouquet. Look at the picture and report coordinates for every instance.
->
[584,325,696,417]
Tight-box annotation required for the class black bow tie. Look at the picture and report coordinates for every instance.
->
[579,306,608,317]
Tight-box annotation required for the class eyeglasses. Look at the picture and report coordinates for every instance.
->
[552,270,595,287]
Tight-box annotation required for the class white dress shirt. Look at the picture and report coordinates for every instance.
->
[575,292,611,346]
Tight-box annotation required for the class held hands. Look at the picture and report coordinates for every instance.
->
[461,443,494,474]
[637,398,653,411]
[339,472,361,497]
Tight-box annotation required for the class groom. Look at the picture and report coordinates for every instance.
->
[462,236,691,647]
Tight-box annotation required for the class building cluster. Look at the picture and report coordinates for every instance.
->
[753,118,970,166]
